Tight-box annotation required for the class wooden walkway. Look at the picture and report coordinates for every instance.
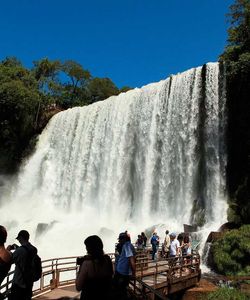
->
[0,251,201,299]
[130,251,201,299]
[34,285,80,299]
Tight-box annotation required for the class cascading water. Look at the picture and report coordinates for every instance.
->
[0,62,228,259]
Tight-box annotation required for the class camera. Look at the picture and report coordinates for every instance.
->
[10,244,19,250]
[76,256,84,266]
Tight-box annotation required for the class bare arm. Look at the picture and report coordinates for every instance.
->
[129,256,136,277]
[75,261,88,291]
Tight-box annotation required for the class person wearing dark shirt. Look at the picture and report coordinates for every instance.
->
[141,232,147,248]
[7,230,38,300]
[76,235,113,300]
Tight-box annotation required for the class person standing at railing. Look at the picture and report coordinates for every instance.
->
[141,232,147,248]
[162,230,170,258]
[150,232,159,260]
[0,225,11,297]
[135,235,144,250]
[181,235,192,269]
[169,232,181,258]
[7,230,38,300]
[113,231,136,300]
[76,235,113,300]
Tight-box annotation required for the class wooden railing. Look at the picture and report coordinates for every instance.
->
[130,250,201,298]
[0,251,201,299]
[0,254,116,299]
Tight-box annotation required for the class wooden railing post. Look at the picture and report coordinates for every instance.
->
[49,270,57,289]
[55,269,60,288]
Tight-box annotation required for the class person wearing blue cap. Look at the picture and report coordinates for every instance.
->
[169,232,180,258]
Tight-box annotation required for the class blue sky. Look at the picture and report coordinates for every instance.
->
[0,0,233,88]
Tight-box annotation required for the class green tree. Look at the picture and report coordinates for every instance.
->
[87,77,119,104]
[0,58,42,171]
[221,0,250,57]
[61,60,91,107]
[119,86,132,93]
[33,57,61,82]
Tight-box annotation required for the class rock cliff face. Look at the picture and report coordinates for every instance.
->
[182,279,217,300]
[226,67,250,224]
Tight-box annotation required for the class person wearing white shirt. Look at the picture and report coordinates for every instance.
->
[169,232,180,257]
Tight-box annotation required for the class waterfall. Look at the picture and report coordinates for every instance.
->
[0,62,228,258]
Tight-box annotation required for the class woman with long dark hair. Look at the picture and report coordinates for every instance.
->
[76,235,113,300]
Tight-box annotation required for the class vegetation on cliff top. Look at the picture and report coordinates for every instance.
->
[0,57,130,172]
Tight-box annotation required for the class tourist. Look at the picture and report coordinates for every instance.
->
[141,232,147,248]
[181,235,192,261]
[162,230,170,258]
[177,233,184,248]
[169,232,180,258]
[150,232,159,260]
[113,231,136,299]
[135,235,143,250]
[7,230,38,300]
[75,235,113,300]
[0,226,11,290]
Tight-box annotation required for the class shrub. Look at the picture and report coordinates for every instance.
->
[204,287,250,300]
[210,225,250,275]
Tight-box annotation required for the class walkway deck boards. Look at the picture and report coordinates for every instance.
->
[34,285,80,299]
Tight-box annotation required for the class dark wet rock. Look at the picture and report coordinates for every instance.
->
[218,222,240,232]
[35,221,57,240]
[99,227,114,236]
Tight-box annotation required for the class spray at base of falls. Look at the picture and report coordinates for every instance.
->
[0,63,228,260]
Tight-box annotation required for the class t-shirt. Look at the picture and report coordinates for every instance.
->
[12,242,37,288]
[169,239,180,256]
[76,255,113,300]
[116,242,135,276]
[151,235,159,246]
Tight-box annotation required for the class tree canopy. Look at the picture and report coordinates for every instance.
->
[0,56,131,172]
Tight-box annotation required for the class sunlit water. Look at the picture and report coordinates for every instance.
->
[0,63,228,261]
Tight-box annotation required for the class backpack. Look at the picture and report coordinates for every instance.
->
[23,245,42,282]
